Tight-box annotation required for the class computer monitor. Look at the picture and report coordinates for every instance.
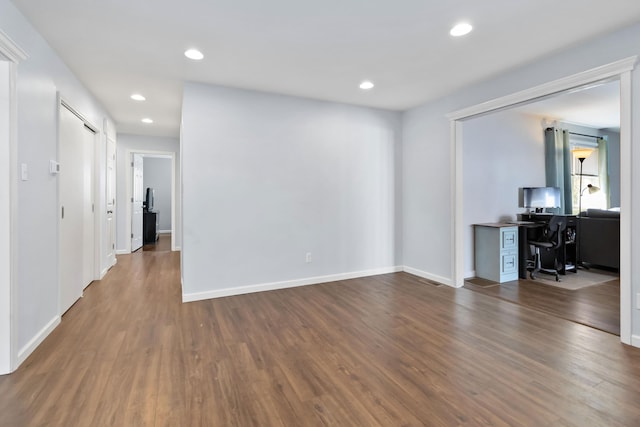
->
[520,187,561,210]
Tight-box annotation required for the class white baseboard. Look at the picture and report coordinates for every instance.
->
[402,266,454,287]
[16,315,60,368]
[99,257,118,279]
[631,335,640,348]
[183,266,403,303]
[172,246,181,252]
[115,249,130,255]
[465,270,476,280]
[158,230,171,234]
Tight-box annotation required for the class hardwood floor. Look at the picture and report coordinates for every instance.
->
[1,251,640,426]
[465,275,620,335]
[143,233,171,252]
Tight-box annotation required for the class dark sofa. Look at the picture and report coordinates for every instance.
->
[579,209,620,270]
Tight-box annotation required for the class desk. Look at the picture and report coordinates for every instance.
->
[515,214,577,279]
[143,211,159,244]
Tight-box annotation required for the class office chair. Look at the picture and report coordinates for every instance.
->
[527,216,567,282]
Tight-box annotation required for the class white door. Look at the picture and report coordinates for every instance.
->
[59,106,85,314]
[131,154,144,251]
[105,137,116,266]
[82,125,95,289]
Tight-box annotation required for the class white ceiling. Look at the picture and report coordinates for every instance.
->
[514,81,621,130]
[10,0,640,137]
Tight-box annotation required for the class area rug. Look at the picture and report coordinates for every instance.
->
[531,268,619,291]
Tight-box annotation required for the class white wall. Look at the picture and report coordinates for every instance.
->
[181,83,402,299]
[402,22,640,341]
[0,1,115,365]
[143,157,172,231]
[115,134,181,251]
[462,110,545,277]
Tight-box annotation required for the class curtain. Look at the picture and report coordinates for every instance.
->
[597,136,610,208]
[544,127,571,214]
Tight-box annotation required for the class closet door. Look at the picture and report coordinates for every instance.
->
[81,125,95,289]
[59,106,85,314]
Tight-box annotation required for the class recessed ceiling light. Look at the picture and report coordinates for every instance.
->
[184,49,204,60]
[141,118,153,124]
[359,81,374,90]
[450,22,473,37]
[130,93,146,101]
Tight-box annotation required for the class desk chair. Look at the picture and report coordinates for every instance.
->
[527,216,567,281]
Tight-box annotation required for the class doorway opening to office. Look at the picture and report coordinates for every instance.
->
[461,80,621,335]
[449,57,634,345]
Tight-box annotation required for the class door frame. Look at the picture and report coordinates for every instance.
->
[0,30,27,375]
[104,122,117,273]
[57,97,101,312]
[448,56,637,346]
[124,150,177,252]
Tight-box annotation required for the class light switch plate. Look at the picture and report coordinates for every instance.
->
[50,160,60,174]
[20,163,28,181]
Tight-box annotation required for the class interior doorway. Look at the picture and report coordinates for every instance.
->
[460,81,621,335]
[449,57,635,345]
[125,150,177,253]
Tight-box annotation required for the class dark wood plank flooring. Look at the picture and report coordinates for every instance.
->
[465,275,620,336]
[1,251,639,426]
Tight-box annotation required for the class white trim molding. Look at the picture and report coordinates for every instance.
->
[183,266,403,303]
[0,29,27,374]
[402,266,453,287]
[448,56,637,347]
[618,70,633,345]
[100,256,117,279]
[16,316,60,368]
[632,335,640,348]
[0,30,28,63]
[447,56,637,121]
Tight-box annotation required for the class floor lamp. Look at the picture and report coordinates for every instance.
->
[572,148,594,216]
[572,147,594,268]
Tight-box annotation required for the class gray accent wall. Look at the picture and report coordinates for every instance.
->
[181,83,402,296]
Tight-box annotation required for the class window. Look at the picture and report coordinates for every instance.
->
[571,143,607,214]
